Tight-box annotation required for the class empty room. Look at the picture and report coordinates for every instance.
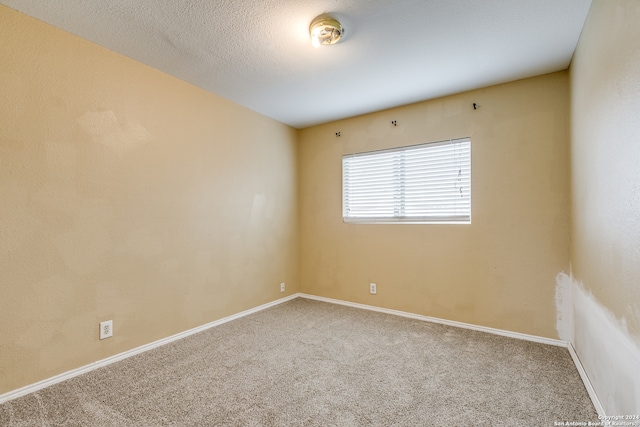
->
[1,0,639,425]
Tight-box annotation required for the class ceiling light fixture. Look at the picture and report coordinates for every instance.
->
[309,15,343,48]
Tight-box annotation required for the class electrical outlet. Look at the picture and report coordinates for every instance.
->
[100,320,113,340]
[280,282,285,293]
[369,283,377,295]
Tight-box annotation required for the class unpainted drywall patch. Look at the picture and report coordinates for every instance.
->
[555,272,640,415]
[250,193,267,228]
[78,110,151,158]
[555,272,574,342]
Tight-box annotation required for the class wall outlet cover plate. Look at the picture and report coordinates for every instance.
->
[100,320,113,340]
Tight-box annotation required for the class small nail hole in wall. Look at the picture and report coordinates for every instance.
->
[391,120,397,127]
[473,103,479,110]
[335,131,341,137]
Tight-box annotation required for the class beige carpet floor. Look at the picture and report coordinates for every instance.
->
[1,298,598,426]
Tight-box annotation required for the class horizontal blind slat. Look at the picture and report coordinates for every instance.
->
[343,138,471,223]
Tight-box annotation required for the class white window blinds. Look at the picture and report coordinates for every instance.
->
[342,138,471,223]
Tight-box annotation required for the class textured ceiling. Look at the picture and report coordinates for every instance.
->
[2,0,592,128]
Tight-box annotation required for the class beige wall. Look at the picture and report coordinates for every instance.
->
[0,6,298,394]
[299,72,570,339]
[570,0,640,341]
[7,0,639,411]
[568,0,640,414]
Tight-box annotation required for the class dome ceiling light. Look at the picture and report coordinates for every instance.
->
[309,15,343,48]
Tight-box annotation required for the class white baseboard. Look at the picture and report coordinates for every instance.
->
[567,343,607,417]
[1,291,607,417]
[298,293,606,416]
[0,294,298,404]
[299,293,566,346]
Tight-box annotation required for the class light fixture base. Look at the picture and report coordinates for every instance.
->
[310,15,343,48]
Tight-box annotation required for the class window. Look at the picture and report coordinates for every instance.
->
[342,137,471,224]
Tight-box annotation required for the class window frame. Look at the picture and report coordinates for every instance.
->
[342,137,471,225]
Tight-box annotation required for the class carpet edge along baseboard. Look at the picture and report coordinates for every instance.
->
[1,292,604,417]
